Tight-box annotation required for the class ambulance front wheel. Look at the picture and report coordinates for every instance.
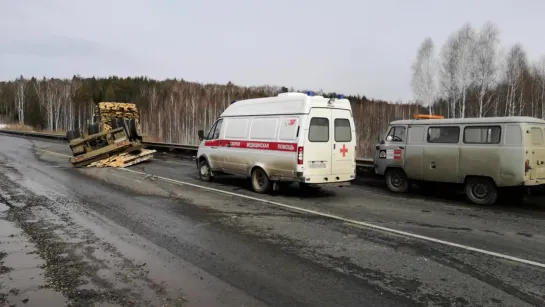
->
[251,167,271,194]
[385,168,409,193]
[199,159,214,182]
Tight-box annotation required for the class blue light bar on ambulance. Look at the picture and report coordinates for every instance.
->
[231,100,237,104]
[338,94,344,99]
[307,91,314,96]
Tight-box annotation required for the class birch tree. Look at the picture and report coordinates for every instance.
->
[14,75,27,125]
[411,37,439,114]
[535,56,545,118]
[503,44,527,116]
[440,34,460,118]
[472,22,500,117]
[454,23,476,118]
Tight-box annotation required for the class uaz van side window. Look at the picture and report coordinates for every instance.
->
[463,126,501,144]
[308,117,329,142]
[386,126,405,142]
[427,126,460,143]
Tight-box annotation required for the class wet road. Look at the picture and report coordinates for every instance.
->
[0,134,544,307]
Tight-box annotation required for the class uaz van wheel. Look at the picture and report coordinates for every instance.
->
[465,177,497,205]
[251,168,271,194]
[385,168,409,193]
[199,160,213,182]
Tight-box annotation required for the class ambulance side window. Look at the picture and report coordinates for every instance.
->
[208,119,223,140]
[308,118,329,142]
[206,122,217,140]
[334,119,352,142]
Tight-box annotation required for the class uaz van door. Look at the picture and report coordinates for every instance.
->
[529,127,545,180]
[331,109,355,176]
[375,125,407,175]
[303,108,332,180]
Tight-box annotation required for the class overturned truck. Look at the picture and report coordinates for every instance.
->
[66,102,155,168]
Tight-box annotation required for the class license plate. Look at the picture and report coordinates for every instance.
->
[308,162,326,169]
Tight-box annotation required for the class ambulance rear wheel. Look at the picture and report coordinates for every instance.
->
[199,159,213,182]
[251,168,271,194]
[385,168,409,193]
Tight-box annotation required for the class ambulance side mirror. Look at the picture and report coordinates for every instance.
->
[198,130,204,141]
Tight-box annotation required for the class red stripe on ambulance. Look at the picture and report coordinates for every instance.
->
[204,140,298,152]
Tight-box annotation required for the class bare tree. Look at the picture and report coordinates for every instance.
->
[472,22,500,117]
[440,33,460,118]
[454,23,476,118]
[535,56,545,118]
[503,44,527,116]
[14,75,27,125]
[411,37,439,114]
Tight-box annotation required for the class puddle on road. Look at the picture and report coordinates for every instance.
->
[0,219,67,307]
[0,201,8,212]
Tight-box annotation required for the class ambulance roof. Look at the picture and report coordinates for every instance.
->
[220,92,352,117]
[391,116,545,126]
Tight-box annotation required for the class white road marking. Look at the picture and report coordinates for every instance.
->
[24,145,545,269]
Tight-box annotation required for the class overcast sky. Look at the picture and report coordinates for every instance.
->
[1,0,544,102]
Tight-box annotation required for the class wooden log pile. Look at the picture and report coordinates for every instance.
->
[96,102,140,131]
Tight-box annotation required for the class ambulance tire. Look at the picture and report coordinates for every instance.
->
[198,159,214,182]
[251,167,271,194]
[385,168,409,193]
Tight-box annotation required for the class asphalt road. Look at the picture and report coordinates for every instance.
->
[0,133,544,307]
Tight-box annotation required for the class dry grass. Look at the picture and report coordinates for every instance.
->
[143,135,162,142]
[1,124,65,135]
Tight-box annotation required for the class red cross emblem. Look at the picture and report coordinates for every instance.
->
[340,144,348,157]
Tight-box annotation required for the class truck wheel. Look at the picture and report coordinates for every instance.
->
[385,168,409,193]
[198,159,214,182]
[110,118,119,129]
[251,168,271,194]
[465,177,498,205]
[73,129,82,139]
[128,119,139,139]
[67,130,76,141]
[121,119,132,140]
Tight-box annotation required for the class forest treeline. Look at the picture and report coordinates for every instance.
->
[0,76,420,158]
[411,22,545,118]
[1,22,544,158]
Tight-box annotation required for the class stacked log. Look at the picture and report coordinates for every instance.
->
[86,149,156,168]
[95,102,140,131]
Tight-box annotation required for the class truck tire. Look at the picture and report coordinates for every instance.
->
[73,129,81,139]
[198,159,214,182]
[465,177,498,205]
[66,130,77,141]
[121,119,132,140]
[251,168,271,194]
[87,123,100,135]
[110,118,120,129]
[128,119,139,139]
[385,168,409,193]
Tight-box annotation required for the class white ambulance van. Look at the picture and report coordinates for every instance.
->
[195,92,357,193]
